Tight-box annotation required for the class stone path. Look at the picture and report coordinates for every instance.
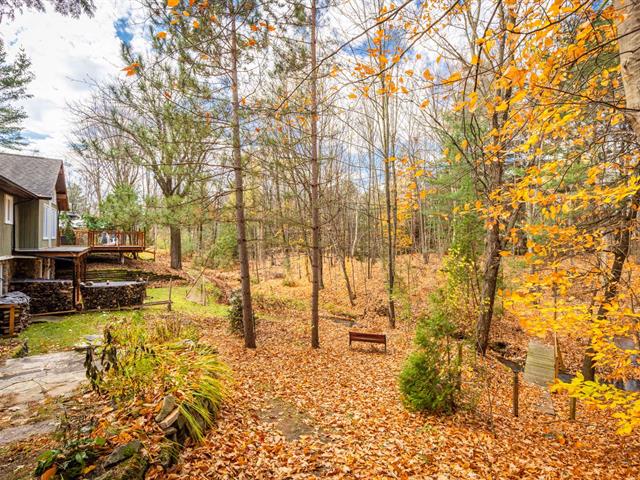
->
[0,351,86,445]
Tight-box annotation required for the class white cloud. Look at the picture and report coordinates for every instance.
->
[0,0,149,173]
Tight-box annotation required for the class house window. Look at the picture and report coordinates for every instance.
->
[4,195,13,225]
[43,205,57,240]
[50,208,57,240]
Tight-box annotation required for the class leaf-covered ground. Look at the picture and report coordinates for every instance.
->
[169,259,640,480]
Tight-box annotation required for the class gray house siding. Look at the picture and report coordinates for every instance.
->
[0,191,12,257]
[16,200,40,249]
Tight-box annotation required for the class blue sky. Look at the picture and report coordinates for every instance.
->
[0,1,148,173]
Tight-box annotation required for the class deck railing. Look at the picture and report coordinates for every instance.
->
[59,229,145,250]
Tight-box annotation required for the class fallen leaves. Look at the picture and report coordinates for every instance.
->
[168,257,640,479]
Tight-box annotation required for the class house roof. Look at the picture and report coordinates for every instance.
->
[0,153,69,210]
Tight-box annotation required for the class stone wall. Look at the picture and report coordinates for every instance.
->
[9,279,73,314]
[81,281,146,310]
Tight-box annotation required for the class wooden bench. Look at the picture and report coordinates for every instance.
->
[349,331,387,352]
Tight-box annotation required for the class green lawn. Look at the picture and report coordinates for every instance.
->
[146,285,228,317]
[19,286,228,356]
[19,311,125,355]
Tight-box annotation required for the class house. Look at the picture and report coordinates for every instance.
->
[0,153,88,308]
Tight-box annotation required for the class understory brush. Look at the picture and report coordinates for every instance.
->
[87,312,229,441]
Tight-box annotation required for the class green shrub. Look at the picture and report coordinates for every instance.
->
[399,296,461,413]
[212,224,238,268]
[227,289,244,335]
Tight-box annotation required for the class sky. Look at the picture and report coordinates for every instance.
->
[1,1,148,174]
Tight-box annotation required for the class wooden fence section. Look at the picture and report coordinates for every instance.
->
[59,230,146,252]
[84,268,183,283]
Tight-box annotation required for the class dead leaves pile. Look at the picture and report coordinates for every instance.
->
[166,309,639,478]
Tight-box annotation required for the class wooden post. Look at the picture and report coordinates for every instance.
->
[9,305,15,336]
[569,397,577,421]
[512,370,519,417]
[167,279,173,312]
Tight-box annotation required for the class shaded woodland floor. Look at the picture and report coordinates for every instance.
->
[1,255,638,479]
[168,256,640,480]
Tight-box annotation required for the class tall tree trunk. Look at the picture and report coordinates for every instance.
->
[474,5,513,354]
[169,225,182,270]
[382,93,396,328]
[583,189,640,380]
[229,4,255,349]
[475,217,501,354]
[310,0,321,348]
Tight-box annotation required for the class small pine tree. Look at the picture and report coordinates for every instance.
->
[399,294,462,413]
[0,40,33,150]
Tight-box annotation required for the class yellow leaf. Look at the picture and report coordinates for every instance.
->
[495,100,508,112]
[422,69,433,81]
[445,71,462,84]
[82,465,97,475]
[348,93,357,99]
[193,20,200,29]
[167,0,179,7]
[420,99,430,109]
[156,31,167,39]
[471,54,479,65]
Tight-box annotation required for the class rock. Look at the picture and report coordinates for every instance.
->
[0,351,86,409]
[180,339,196,349]
[158,408,181,430]
[155,395,177,423]
[104,440,143,468]
[0,419,58,446]
[74,335,104,351]
[158,441,180,469]
[97,453,147,480]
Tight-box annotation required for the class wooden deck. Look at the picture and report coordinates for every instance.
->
[60,229,146,253]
